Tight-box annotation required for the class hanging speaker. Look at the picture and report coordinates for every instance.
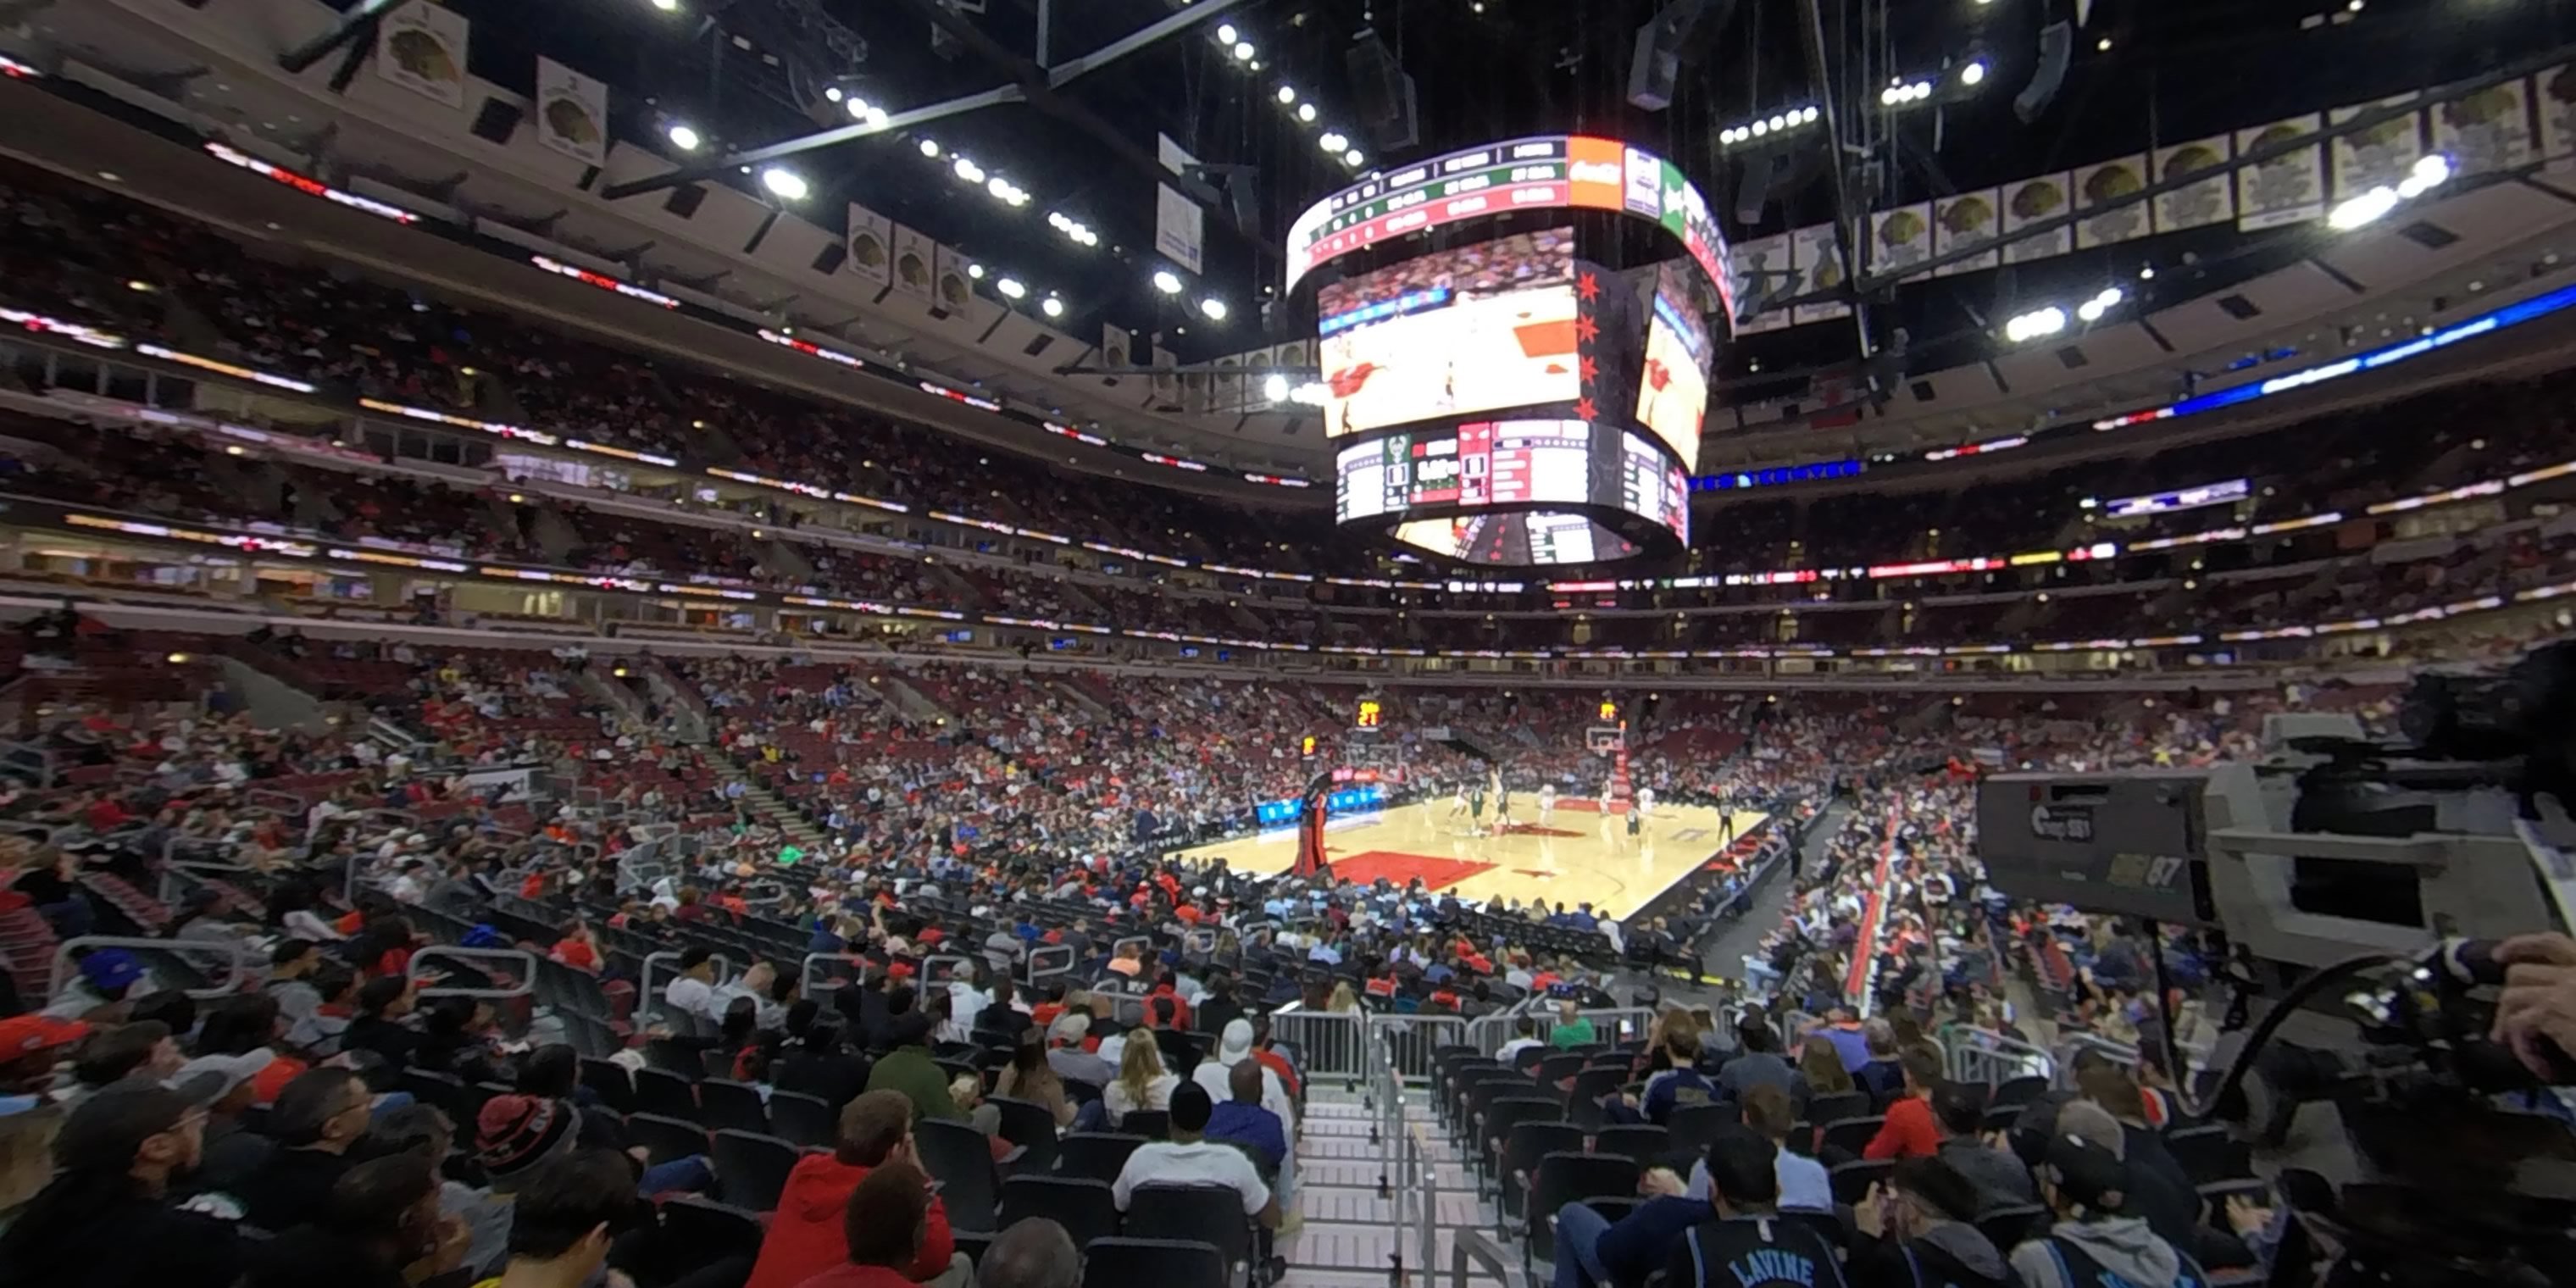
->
[1345,33,1419,151]
[2015,20,2072,123]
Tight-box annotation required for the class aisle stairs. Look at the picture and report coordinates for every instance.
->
[1287,1088,1508,1288]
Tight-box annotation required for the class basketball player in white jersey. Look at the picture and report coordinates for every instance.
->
[1449,780,1470,826]
[1636,785,1657,824]
[1537,782,1557,826]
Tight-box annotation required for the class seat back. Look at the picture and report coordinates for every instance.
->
[998,1175,1119,1250]
[913,1116,1002,1232]
[1482,1097,1564,1169]
[767,1091,838,1149]
[579,1057,636,1114]
[656,1196,766,1261]
[1526,1152,1640,1263]
[1497,1120,1584,1219]
[697,1080,770,1135]
[1976,1203,2047,1251]
[709,1130,799,1211]
[634,1067,701,1119]
[1808,1091,1873,1124]
[1124,1184,1253,1272]
[1079,1237,1224,1288]
[1663,1102,1740,1157]
[1119,1109,1169,1140]
[626,1113,712,1167]
[1819,1114,1885,1157]
[1055,1132,1147,1183]
[1990,1075,2049,1109]
[1589,1124,1671,1168]
[1534,1052,1588,1096]
[987,1095,1060,1172]
[1829,1157,1893,1205]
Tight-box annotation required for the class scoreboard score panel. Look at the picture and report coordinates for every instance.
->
[1356,698,1384,729]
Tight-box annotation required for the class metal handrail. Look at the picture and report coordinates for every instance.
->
[409,945,539,1000]
[1451,1228,1515,1288]
[800,952,870,996]
[641,948,736,1022]
[48,935,254,1003]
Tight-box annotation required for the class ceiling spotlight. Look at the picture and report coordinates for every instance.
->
[988,175,1013,199]
[824,86,843,103]
[1752,119,1769,136]
[1041,297,1065,319]
[2329,186,2401,230]
[1277,86,1296,104]
[1152,269,1184,295]
[760,167,808,201]
[1263,374,1290,402]
[665,123,701,152]
[1320,131,1347,152]
[846,97,869,120]
[2397,151,2453,198]
[2140,265,2156,280]
[1297,103,1318,123]
[1200,297,1228,321]
[648,0,679,11]
[1801,106,1820,123]
[1233,41,1255,60]
[997,277,1026,299]
[1961,59,1987,86]
[919,138,940,158]
[1345,148,1365,166]
[969,264,985,279]
[1217,22,1238,42]
[2097,36,2113,51]
[954,158,985,183]
[2077,298,2110,323]
[865,107,889,128]
[2003,306,2068,343]
[1047,211,1069,229]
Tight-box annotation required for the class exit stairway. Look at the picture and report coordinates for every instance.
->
[1286,1091,1509,1288]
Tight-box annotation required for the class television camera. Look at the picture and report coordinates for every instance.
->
[1976,643,2576,1288]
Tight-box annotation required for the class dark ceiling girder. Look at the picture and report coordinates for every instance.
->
[889,0,1274,264]
[1793,0,1873,361]
[1768,40,2576,311]
[278,0,412,76]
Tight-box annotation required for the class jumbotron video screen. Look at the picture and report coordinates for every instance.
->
[1335,419,1688,566]
[1316,230,1580,438]
[1635,262,1713,474]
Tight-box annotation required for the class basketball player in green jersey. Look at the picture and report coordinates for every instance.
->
[1468,776,1488,836]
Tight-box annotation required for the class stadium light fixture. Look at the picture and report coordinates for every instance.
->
[1320,130,1348,152]
[1297,103,1318,123]
[760,167,808,201]
[1152,269,1184,295]
[665,123,702,152]
[1961,59,1988,86]
[1200,297,1229,320]
[919,138,940,158]
[865,106,890,128]
[988,176,1013,200]
[2075,286,2125,323]
[846,97,870,120]
[1277,86,1296,104]
[1233,41,1256,61]
[2002,305,2067,342]
[1217,22,1238,42]
[969,264,985,280]
[1879,79,1935,107]
[997,277,1026,299]
[1041,296,1066,319]
[2397,152,2452,198]
[648,0,679,11]
[953,157,985,183]
[2329,186,2401,230]
[1263,374,1290,401]
[1291,382,1329,406]
[824,86,843,103]
[1346,148,1366,167]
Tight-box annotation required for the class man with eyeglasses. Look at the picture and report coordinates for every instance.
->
[234,1066,377,1230]
[0,1080,243,1286]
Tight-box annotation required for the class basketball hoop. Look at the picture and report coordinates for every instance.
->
[1586,725,1624,754]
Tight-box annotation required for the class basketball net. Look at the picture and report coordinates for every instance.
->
[1589,724,1632,813]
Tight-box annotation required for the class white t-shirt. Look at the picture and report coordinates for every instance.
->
[1496,1036,1544,1063]
[1636,787,1656,815]
[1112,1140,1271,1214]
[1191,1058,1296,1133]
[1102,1072,1178,1124]
[665,974,716,1020]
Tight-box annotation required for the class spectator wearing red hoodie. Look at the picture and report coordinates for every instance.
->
[796,1162,936,1288]
[743,1091,963,1288]
[1862,1045,1947,1160]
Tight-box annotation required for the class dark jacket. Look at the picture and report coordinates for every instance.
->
[1595,1196,1710,1287]
[1662,1214,1849,1288]
[1849,1221,2021,1288]
[236,1146,354,1232]
[1937,1139,2040,1216]
[243,1224,408,1288]
[0,1187,243,1288]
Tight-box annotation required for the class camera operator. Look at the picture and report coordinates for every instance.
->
[2490,932,2576,1079]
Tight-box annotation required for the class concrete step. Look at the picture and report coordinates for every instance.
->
[1299,1158,1476,1191]
[1293,1185,1489,1229]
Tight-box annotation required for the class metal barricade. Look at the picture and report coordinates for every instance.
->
[2049,1033,2140,1089]
[1269,1005,1368,1086]
[1530,1006,1658,1048]
[1024,945,1074,991]
[801,952,870,997]
[1368,1012,1473,1084]
[48,935,254,1004]
[408,946,539,1001]
[1940,1025,2056,1085]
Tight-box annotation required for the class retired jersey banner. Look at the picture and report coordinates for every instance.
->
[533,57,608,164]
[2330,98,2423,198]
[2438,78,2534,178]
[1731,233,1796,334]
[378,3,469,108]
[1999,174,2074,264]
[2236,114,2328,230]
[2151,137,2235,234]
[846,203,893,290]
[1790,224,1850,327]
[891,225,935,304]
[1156,133,1207,276]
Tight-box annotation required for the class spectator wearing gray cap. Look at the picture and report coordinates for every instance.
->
[2008,1130,2205,1288]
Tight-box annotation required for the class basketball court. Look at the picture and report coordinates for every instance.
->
[1166,796,1768,923]
[1322,286,1581,435]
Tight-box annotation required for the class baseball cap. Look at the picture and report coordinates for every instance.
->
[79,950,145,991]
[1047,1013,1091,1046]
[0,1013,89,1060]
[53,1081,195,1172]
[2041,1131,2131,1212]
[166,1049,277,1106]
[1218,1019,1255,1062]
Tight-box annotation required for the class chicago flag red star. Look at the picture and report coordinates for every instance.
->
[1576,271,1601,302]
[1579,354,1599,382]
[1573,396,1598,421]
[1575,314,1599,342]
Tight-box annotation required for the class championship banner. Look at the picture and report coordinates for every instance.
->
[890,224,935,304]
[2235,114,2328,230]
[533,57,608,165]
[1931,190,2002,277]
[2074,156,2151,249]
[1731,232,1795,334]
[1790,224,1850,327]
[2539,67,2576,175]
[1870,203,1933,275]
[2438,78,2534,178]
[1100,322,1132,370]
[1155,133,1207,275]
[2152,137,2235,233]
[846,203,893,289]
[377,3,469,108]
[2330,98,2424,198]
[931,244,974,314]
[1999,174,2074,264]
[1150,345,1180,404]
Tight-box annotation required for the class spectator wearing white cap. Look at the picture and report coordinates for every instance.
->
[178,1048,279,1198]
[1044,1013,1114,1088]
[1190,1019,1295,1135]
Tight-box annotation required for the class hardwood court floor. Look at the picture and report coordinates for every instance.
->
[1166,797,1768,922]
